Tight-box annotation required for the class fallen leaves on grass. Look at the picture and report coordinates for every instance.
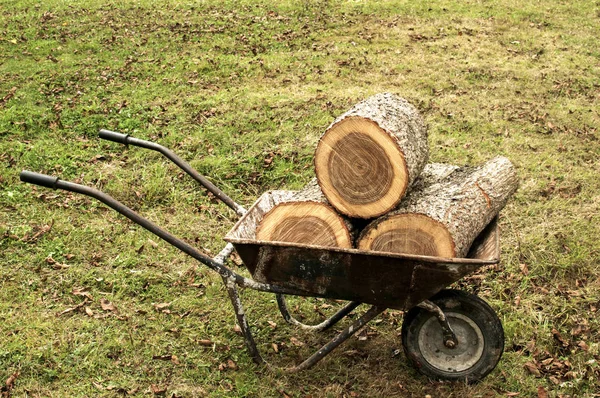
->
[0,87,17,108]
[20,222,53,243]
[100,298,118,313]
[152,354,180,365]
[150,384,167,396]
[153,302,171,313]
[1,371,19,397]
[46,255,70,269]
[57,298,89,316]
[524,361,541,377]
[263,152,275,168]
[552,328,569,348]
[72,287,93,300]
[197,339,213,346]
[218,359,238,371]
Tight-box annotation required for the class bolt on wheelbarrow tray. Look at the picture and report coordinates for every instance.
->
[225,190,500,311]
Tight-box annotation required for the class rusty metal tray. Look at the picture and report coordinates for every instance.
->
[225,191,500,310]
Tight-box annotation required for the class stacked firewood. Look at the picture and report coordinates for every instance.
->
[256,93,518,258]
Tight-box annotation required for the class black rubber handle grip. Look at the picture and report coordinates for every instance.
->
[99,129,129,144]
[20,171,60,189]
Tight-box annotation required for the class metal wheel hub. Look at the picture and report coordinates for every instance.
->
[417,312,484,372]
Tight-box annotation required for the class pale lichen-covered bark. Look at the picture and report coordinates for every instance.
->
[359,157,518,257]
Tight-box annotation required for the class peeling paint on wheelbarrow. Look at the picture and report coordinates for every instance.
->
[225,190,499,310]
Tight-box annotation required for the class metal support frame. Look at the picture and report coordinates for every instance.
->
[276,294,361,332]
[417,299,458,348]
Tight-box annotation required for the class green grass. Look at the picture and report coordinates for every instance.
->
[1,0,599,396]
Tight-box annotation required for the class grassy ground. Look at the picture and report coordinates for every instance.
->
[1,0,599,396]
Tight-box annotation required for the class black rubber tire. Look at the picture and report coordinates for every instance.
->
[401,289,504,383]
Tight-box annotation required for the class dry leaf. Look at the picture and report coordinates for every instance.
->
[85,307,94,317]
[150,384,167,395]
[153,302,171,311]
[100,298,118,313]
[272,343,279,353]
[267,320,277,329]
[197,339,213,346]
[577,341,589,351]
[92,381,104,390]
[524,362,541,376]
[537,386,548,398]
[2,371,19,395]
[57,299,88,316]
[290,337,304,347]
[279,390,291,398]
[519,263,529,275]
[171,355,180,365]
[552,329,569,347]
[233,324,242,335]
[227,359,238,370]
[72,287,93,300]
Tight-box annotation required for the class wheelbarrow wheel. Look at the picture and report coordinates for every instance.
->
[401,289,504,383]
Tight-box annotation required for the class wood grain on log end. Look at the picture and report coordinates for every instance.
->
[357,213,455,257]
[315,93,428,219]
[256,202,353,248]
[315,117,408,218]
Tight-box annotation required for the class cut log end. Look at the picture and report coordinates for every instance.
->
[256,202,353,248]
[357,213,455,257]
[315,116,408,218]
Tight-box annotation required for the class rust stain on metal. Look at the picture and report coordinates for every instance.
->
[225,192,500,310]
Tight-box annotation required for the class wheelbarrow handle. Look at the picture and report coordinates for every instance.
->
[19,171,60,189]
[19,171,299,295]
[99,129,129,144]
[98,129,246,216]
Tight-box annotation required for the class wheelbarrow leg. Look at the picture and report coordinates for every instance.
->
[417,299,459,348]
[222,276,265,365]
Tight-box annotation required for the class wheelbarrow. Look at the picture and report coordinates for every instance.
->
[19,129,504,383]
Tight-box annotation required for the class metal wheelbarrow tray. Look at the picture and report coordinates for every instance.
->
[225,190,499,311]
[20,130,505,383]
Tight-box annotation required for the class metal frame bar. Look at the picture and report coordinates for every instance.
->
[276,294,361,332]
[417,299,458,348]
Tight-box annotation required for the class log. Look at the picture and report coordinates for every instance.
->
[357,156,518,257]
[255,179,354,248]
[314,93,429,219]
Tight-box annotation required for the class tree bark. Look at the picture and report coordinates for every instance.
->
[256,179,354,248]
[357,156,518,257]
[314,93,429,219]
